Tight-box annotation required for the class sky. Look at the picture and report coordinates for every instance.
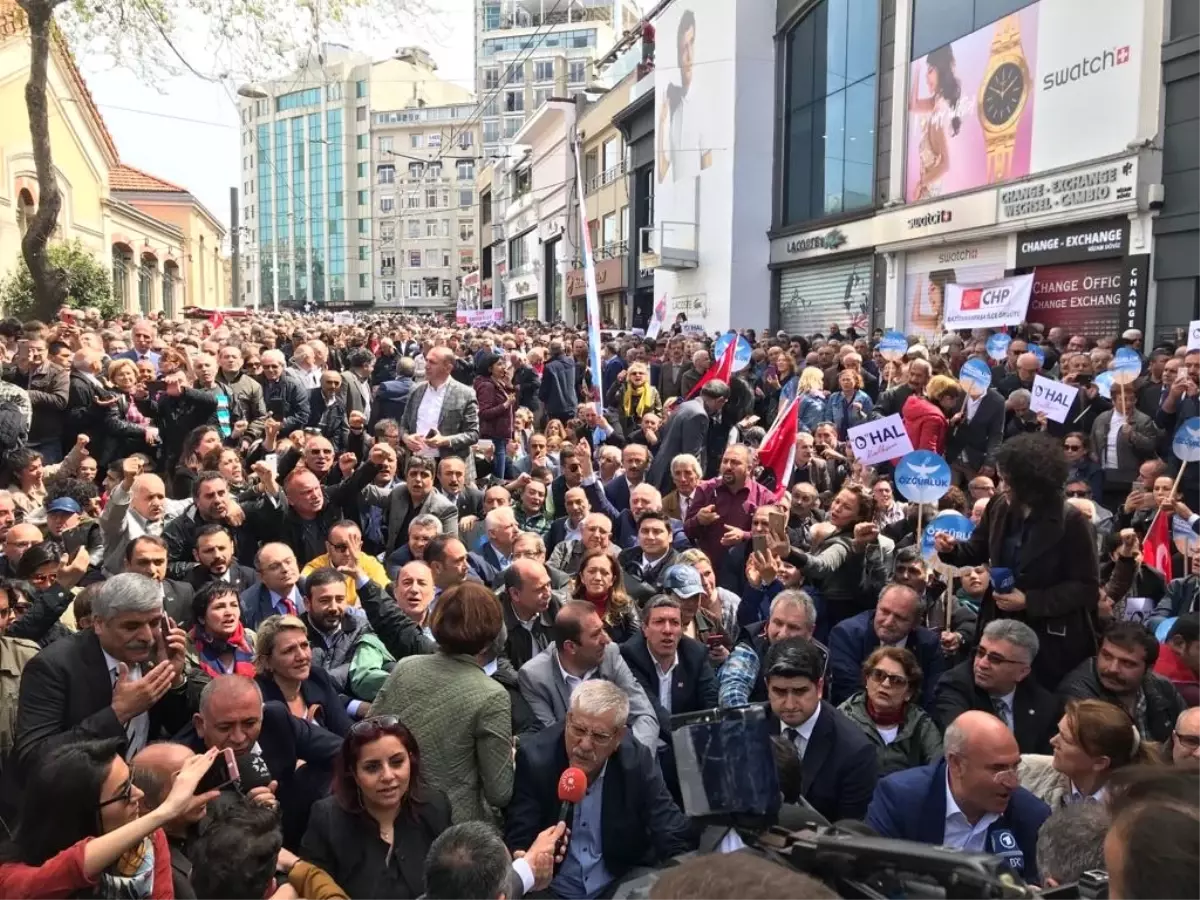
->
[79,0,479,232]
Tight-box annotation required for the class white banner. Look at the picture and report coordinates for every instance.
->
[455,308,504,327]
[1030,374,1079,423]
[847,414,915,467]
[1188,319,1200,352]
[943,273,1034,330]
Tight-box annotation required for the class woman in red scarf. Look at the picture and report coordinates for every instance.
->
[570,549,639,644]
[189,582,256,677]
[837,647,942,776]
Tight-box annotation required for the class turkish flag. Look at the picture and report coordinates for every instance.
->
[758,397,800,498]
[685,336,737,400]
[208,311,225,330]
[1143,511,1174,578]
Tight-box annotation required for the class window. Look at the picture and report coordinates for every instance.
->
[534,60,555,82]
[460,219,475,241]
[409,250,422,267]
[380,196,395,213]
[484,98,500,118]
[428,161,442,179]
[383,280,396,300]
[381,222,395,242]
[506,65,525,85]
[482,2,500,29]
[428,134,442,148]
[357,162,368,178]
[356,134,368,149]
[602,137,621,172]
[408,279,422,298]
[781,0,879,226]
[358,273,369,288]
[426,218,438,237]
[409,161,425,180]
[483,121,501,144]
[483,67,501,90]
[911,0,1035,60]
[441,280,452,298]
[426,249,440,268]
[510,236,528,269]
[357,190,368,205]
[602,213,617,246]
[358,218,370,235]
[442,189,450,208]
[439,219,451,237]
[568,60,587,83]
[407,219,421,239]
[407,192,421,209]
[411,134,424,149]
[533,88,553,109]
[620,205,628,241]
[457,131,474,149]
[378,165,395,184]
[457,189,472,209]
[326,83,343,101]
[504,91,525,113]
[355,80,367,98]
[503,117,522,138]
[426,189,438,208]
[356,106,367,122]
[457,160,474,180]
[379,136,393,153]
[441,250,451,268]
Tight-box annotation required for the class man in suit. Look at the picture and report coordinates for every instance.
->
[545,486,590,556]
[946,385,1007,483]
[613,483,689,552]
[504,680,695,897]
[867,711,1051,885]
[307,370,350,452]
[183,523,259,595]
[64,348,110,452]
[605,443,652,512]
[662,453,702,523]
[100,458,190,575]
[438,456,484,521]
[499,559,559,670]
[185,674,342,848]
[647,380,730,493]
[362,456,459,554]
[340,347,374,421]
[13,573,202,775]
[372,357,417,428]
[828,583,945,711]
[123,535,197,627]
[470,506,520,585]
[518,600,659,748]
[260,349,310,434]
[934,619,1062,755]
[241,542,305,630]
[113,319,161,372]
[400,346,481,479]
[617,510,682,605]
[656,339,690,403]
[163,472,261,578]
[763,638,878,822]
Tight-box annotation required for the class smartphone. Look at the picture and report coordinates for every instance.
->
[145,380,167,395]
[159,614,171,647]
[1075,374,1093,387]
[263,453,278,475]
[765,364,778,380]
[61,310,76,325]
[752,533,769,555]
[426,429,438,439]
[705,632,727,649]
[195,747,239,794]
[767,509,787,539]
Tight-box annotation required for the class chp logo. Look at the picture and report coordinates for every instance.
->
[960,284,1015,311]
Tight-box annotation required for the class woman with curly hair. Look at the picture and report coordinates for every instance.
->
[571,548,639,643]
[935,431,1101,688]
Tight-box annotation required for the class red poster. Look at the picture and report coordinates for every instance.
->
[1027,259,1125,340]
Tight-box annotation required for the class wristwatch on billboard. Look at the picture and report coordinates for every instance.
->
[978,14,1031,183]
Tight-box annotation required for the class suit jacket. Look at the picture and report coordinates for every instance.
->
[307,388,350,452]
[303,790,452,899]
[440,485,484,520]
[184,563,259,597]
[114,348,161,371]
[517,643,659,749]
[544,515,578,556]
[648,399,712,493]
[661,490,700,524]
[946,389,1005,471]
[371,651,514,823]
[361,483,459,553]
[866,760,1051,884]
[605,474,636,512]
[257,666,353,738]
[770,701,879,823]
[468,542,510,586]
[933,661,1061,754]
[503,723,694,878]
[620,633,718,741]
[657,360,690,401]
[339,369,372,418]
[399,378,481,467]
[13,629,201,775]
[501,592,559,670]
[827,610,945,712]
[161,579,196,628]
[617,546,681,605]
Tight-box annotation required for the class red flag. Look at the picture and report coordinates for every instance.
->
[1143,511,1174,577]
[686,337,736,400]
[757,397,800,498]
[208,311,225,330]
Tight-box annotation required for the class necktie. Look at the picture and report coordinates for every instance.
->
[993,698,1012,729]
[679,495,689,521]
[280,593,297,616]
[784,727,805,757]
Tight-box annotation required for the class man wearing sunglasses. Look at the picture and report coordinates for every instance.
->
[867,710,1051,885]
[932,619,1061,755]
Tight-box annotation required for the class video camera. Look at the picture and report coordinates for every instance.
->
[614,704,1108,899]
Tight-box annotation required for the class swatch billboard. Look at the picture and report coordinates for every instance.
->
[904,0,1145,202]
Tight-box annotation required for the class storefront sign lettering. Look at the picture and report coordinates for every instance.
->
[998,159,1137,223]
[907,209,953,229]
[785,229,847,255]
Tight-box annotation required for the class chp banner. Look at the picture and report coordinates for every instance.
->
[943,273,1034,330]
[455,308,505,327]
[847,414,915,467]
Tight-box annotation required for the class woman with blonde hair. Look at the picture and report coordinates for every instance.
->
[901,373,962,455]
[606,361,662,435]
[1019,698,1162,808]
[100,357,160,465]
[254,612,353,737]
[571,548,639,643]
[796,365,829,434]
[823,368,873,440]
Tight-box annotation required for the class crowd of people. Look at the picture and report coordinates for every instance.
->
[0,305,1195,899]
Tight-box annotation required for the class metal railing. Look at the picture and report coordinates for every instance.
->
[586,161,627,195]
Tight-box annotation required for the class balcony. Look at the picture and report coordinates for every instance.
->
[573,240,626,267]
[640,222,697,271]
[488,4,611,31]
[586,161,626,195]
[380,265,395,277]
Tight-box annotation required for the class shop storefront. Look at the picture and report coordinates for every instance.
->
[902,239,1008,340]
[566,257,627,328]
[1014,218,1148,340]
[504,274,539,321]
[770,217,878,337]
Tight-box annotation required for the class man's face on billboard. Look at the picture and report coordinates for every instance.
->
[680,24,695,89]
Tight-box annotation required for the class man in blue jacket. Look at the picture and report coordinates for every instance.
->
[867,710,1050,885]
[827,582,944,711]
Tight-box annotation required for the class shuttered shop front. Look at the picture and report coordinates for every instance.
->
[776,257,875,337]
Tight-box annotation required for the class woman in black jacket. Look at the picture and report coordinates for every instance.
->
[254,613,354,737]
[302,717,451,899]
[935,431,1100,689]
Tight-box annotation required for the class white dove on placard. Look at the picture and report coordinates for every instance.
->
[907,462,942,477]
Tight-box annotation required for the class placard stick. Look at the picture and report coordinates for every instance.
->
[1145,465,1188,536]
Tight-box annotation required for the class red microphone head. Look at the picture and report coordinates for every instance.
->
[557,766,588,804]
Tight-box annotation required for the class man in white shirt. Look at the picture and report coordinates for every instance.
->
[665,454,702,524]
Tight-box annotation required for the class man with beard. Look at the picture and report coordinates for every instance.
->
[185,524,258,593]
[164,473,261,578]
[683,444,773,563]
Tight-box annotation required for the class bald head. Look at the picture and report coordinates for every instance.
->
[131,473,167,521]
[947,710,1017,754]
[131,742,196,807]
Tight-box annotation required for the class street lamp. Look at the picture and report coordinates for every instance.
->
[237,84,270,100]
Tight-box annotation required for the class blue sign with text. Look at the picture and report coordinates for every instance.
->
[895,450,953,504]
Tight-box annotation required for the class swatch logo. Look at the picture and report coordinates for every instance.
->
[1043,46,1131,91]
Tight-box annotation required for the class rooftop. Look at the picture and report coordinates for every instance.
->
[110,163,188,194]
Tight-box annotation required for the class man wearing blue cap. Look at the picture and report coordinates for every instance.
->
[45,496,103,573]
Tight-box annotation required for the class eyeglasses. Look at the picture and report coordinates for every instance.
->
[1174,731,1200,751]
[328,543,352,553]
[1063,444,1084,451]
[567,719,615,745]
[349,715,401,737]
[867,668,909,688]
[98,773,135,809]
[975,646,1027,667]
[1066,489,1090,498]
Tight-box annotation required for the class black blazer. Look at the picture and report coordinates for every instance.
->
[620,633,718,742]
[13,629,200,775]
[162,579,197,628]
[441,485,484,520]
[769,700,879,823]
[503,724,694,879]
[933,660,1062,754]
[257,666,354,737]
[501,592,559,671]
[302,789,453,900]
[184,563,260,597]
[946,389,1005,471]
